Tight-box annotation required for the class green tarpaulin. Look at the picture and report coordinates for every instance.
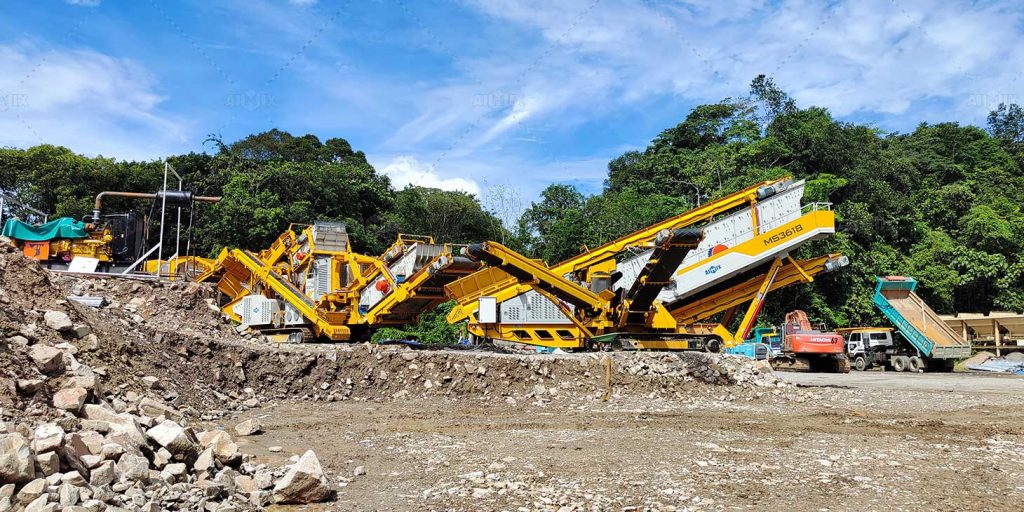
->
[2,217,88,241]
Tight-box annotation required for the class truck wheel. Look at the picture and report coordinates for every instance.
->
[854,356,867,371]
[908,356,924,372]
[892,356,909,372]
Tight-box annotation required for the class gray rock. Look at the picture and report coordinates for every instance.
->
[15,478,45,505]
[28,345,65,375]
[59,433,94,479]
[89,460,115,487]
[22,494,50,512]
[34,451,60,476]
[60,471,87,486]
[138,397,182,422]
[145,420,199,461]
[31,423,64,453]
[15,378,45,395]
[58,483,80,507]
[233,419,262,436]
[207,431,240,466]
[160,463,187,484]
[116,453,149,483]
[0,433,35,483]
[52,387,89,413]
[43,311,73,332]
[271,450,331,504]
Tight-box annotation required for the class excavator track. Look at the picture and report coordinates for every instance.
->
[769,354,849,373]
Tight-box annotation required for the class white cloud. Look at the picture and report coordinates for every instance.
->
[289,0,317,5]
[0,42,189,160]
[378,156,482,196]
[388,0,1024,153]
[65,0,100,6]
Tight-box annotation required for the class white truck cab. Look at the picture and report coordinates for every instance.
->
[837,327,926,371]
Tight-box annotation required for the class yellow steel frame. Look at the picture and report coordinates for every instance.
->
[670,253,842,325]
[446,178,792,324]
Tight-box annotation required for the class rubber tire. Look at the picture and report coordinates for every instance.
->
[854,356,867,371]
[705,337,723,353]
[892,356,909,372]
[908,356,924,372]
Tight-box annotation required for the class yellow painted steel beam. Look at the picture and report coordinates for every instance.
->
[468,241,605,310]
[229,248,351,340]
[670,253,843,325]
[552,178,788,275]
[731,257,784,344]
[364,249,478,324]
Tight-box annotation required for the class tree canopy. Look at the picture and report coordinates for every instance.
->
[3,79,1022,331]
[514,80,1024,327]
[0,131,502,257]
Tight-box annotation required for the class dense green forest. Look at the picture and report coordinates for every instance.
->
[0,130,504,256]
[1,76,1023,330]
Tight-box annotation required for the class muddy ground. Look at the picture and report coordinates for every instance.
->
[223,371,1024,512]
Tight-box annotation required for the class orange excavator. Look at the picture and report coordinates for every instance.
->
[771,310,849,373]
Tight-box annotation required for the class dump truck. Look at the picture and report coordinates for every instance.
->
[853,276,972,371]
[724,326,780,360]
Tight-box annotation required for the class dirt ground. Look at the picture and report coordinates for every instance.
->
[219,370,1024,512]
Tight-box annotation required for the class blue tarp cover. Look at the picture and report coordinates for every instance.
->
[1,217,88,241]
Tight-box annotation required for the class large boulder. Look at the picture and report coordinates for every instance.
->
[28,345,65,375]
[207,431,241,466]
[145,420,199,462]
[0,433,35,483]
[234,418,263,436]
[272,450,331,504]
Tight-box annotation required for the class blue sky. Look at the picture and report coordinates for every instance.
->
[1,0,1022,211]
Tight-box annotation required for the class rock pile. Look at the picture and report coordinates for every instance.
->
[622,351,784,387]
[0,341,333,511]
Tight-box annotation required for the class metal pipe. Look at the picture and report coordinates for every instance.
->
[92,191,221,220]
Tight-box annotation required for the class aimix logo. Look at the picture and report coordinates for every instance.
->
[226,90,275,111]
[705,264,722,275]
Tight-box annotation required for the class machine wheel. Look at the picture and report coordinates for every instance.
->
[908,356,924,373]
[892,356,909,372]
[854,356,868,371]
[704,337,723,353]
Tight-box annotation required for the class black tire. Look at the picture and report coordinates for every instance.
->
[705,337,723,353]
[854,356,868,371]
[892,356,909,372]
[908,356,924,372]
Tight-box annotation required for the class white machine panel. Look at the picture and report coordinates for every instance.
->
[283,303,305,326]
[478,296,497,323]
[499,290,573,325]
[236,295,280,326]
[360,243,445,310]
[613,180,829,305]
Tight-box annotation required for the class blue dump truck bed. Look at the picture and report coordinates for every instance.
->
[872,277,971,360]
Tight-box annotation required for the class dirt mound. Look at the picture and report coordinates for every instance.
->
[0,243,787,424]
